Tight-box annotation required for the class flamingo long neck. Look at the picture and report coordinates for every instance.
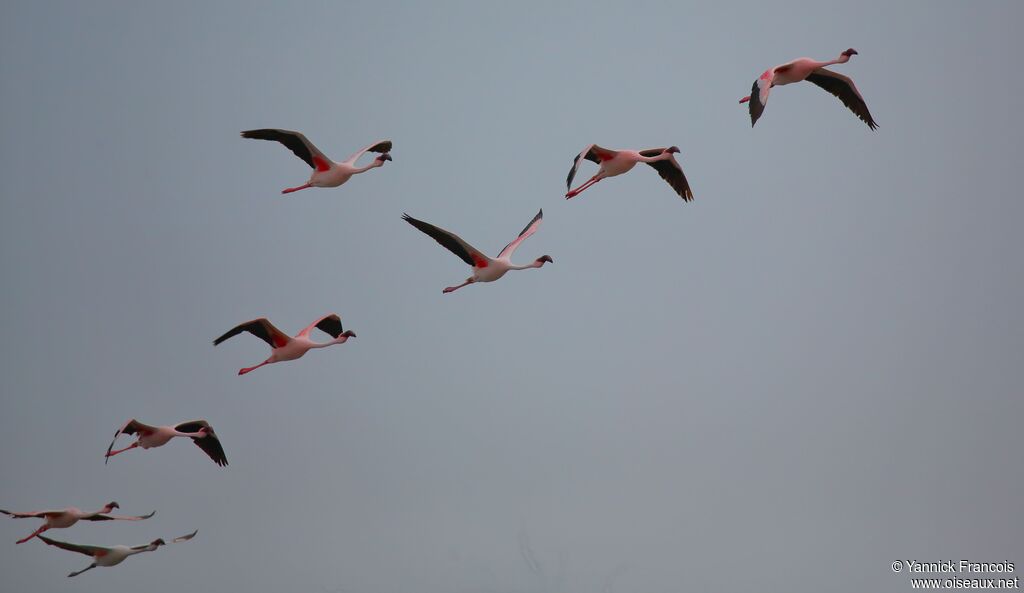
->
[636,151,672,163]
[306,336,348,349]
[819,54,851,68]
[353,160,383,174]
[508,261,544,271]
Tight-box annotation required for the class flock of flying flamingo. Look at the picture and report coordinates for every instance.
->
[4,48,875,578]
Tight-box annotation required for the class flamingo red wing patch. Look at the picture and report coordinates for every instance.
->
[472,255,489,268]
[272,335,288,348]
[95,550,108,558]
[312,156,331,172]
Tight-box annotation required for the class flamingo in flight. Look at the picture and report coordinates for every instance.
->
[213,314,355,375]
[740,49,877,129]
[38,530,197,577]
[403,209,553,294]
[241,129,392,194]
[565,145,693,201]
[0,502,154,544]
[105,420,227,466]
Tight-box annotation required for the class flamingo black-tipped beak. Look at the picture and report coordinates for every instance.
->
[382,154,393,161]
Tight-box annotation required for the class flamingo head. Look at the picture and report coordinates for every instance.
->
[104,501,120,511]
[375,153,393,165]
[666,146,680,154]
[841,48,858,57]
[151,539,166,548]
[536,255,554,266]
[342,330,357,339]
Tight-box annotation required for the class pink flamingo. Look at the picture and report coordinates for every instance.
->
[740,49,877,129]
[0,502,154,544]
[37,530,196,577]
[213,314,355,375]
[105,420,227,466]
[241,129,392,194]
[564,145,692,201]
[403,209,553,294]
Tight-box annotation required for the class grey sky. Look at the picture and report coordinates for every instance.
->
[1,1,1022,592]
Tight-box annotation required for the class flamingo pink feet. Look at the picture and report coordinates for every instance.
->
[16,526,48,544]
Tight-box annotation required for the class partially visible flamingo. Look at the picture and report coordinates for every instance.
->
[213,314,355,375]
[739,48,877,129]
[565,145,693,201]
[105,420,227,466]
[241,129,392,194]
[38,530,197,577]
[0,502,154,544]
[403,209,553,294]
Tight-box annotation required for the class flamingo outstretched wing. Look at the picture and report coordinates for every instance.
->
[805,68,878,129]
[403,214,490,268]
[241,129,334,171]
[498,209,544,260]
[566,144,617,190]
[343,140,392,164]
[213,318,291,349]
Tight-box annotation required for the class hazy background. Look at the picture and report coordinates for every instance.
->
[1,1,1021,591]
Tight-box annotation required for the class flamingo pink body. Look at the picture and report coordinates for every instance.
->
[0,502,154,544]
[37,530,196,577]
[105,420,228,466]
[403,209,554,294]
[564,145,693,201]
[213,313,355,375]
[240,129,392,194]
[740,49,877,129]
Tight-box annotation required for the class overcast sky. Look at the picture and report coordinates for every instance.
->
[1,1,1022,592]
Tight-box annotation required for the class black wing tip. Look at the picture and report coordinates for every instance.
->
[566,152,584,190]
[212,449,229,467]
